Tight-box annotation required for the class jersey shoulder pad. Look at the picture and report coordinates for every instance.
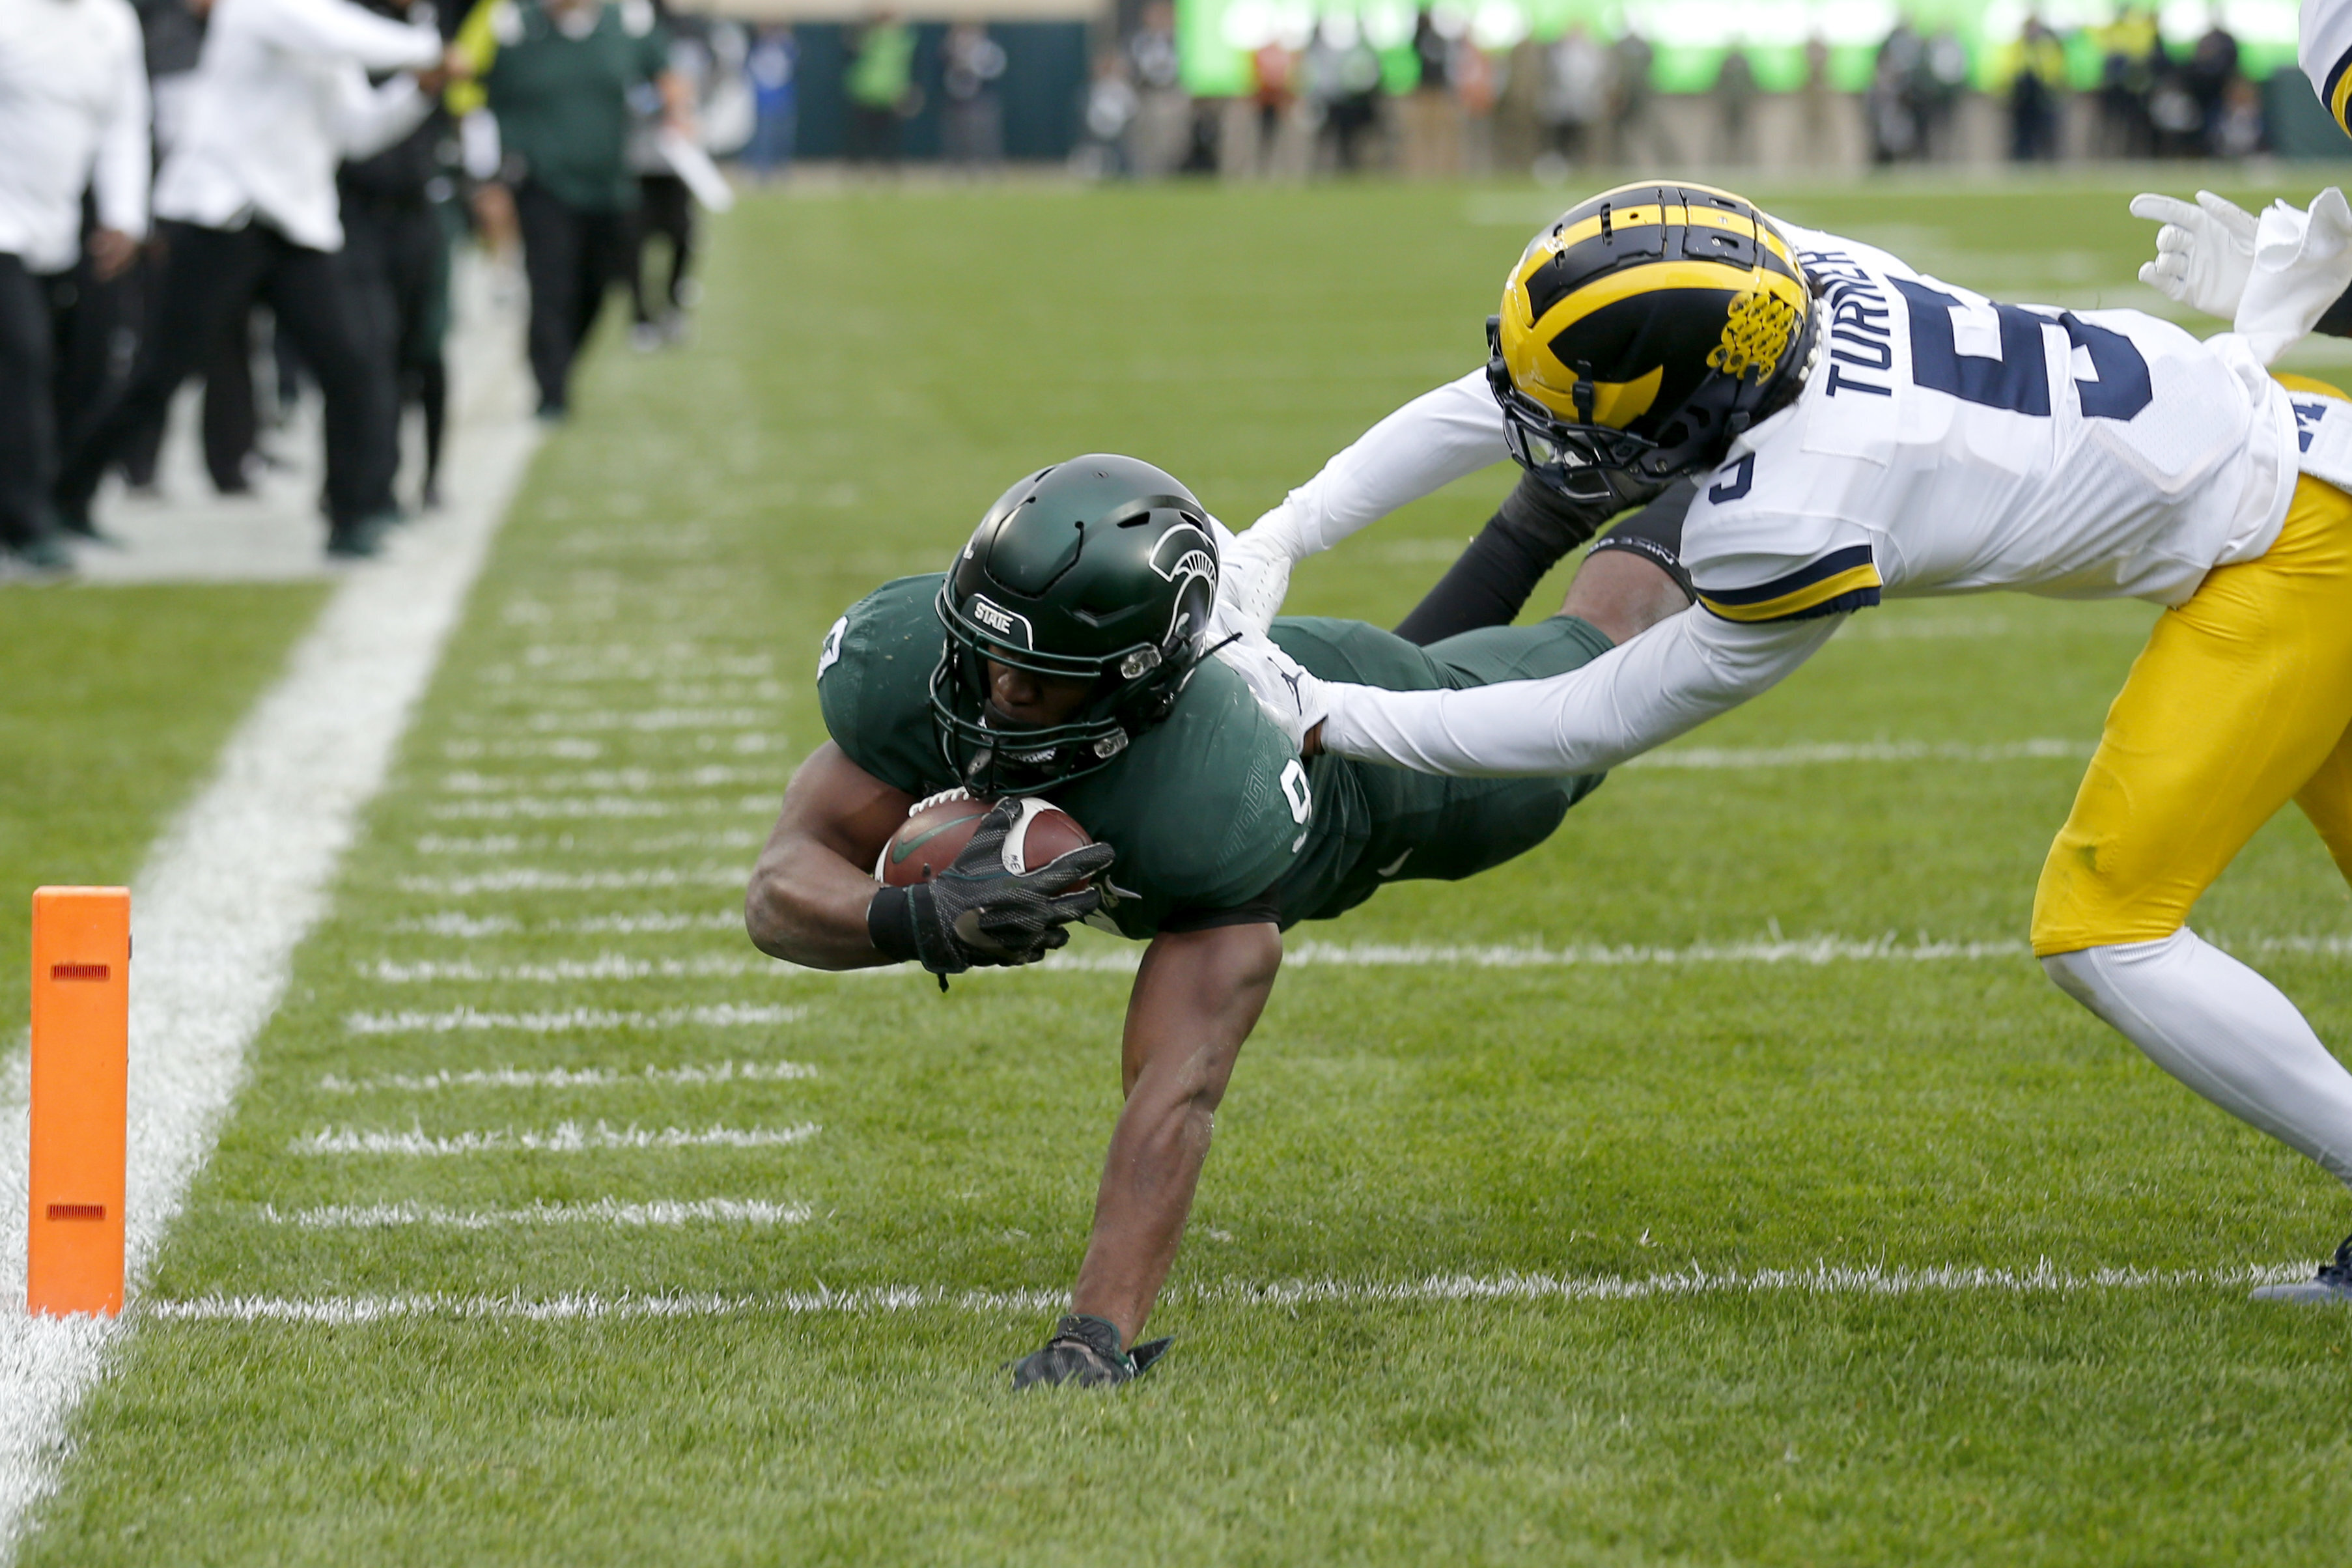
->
[815,574,954,797]
[1678,444,1881,624]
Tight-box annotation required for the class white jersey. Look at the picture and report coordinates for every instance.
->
[1300,222,2312,779]
[1679,222,2297,621]
[2306,0,2352,133]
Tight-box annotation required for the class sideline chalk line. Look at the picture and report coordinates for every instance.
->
[288,1121,821,1156]
[139,1257,2317,1326]
[0,303,541,1556]
[257,1198,810,1229]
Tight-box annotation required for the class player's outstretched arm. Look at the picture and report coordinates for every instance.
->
[744,742,917,970]
[1061,921,1282,1351]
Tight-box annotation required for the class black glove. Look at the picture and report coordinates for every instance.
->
[1009,1313,1174,1390]
[867,798,1115,978]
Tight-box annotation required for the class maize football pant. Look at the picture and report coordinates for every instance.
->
[2034,381,2352,1186]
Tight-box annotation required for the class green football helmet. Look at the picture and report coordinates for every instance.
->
[931,455,1219,794]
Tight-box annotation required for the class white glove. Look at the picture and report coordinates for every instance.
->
[1212,630,1327,753]
[2235,187,2352,366]
[2132,189,2258,320]
[1211,503,1312,641]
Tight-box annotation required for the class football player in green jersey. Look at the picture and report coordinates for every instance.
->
[744,455,1689,1387]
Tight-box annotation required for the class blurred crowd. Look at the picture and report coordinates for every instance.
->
[1,0,742,575]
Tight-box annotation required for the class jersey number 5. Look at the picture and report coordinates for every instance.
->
[1890,278,2152,422]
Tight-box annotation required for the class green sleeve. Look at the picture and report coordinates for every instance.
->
[640,25,671,79]
[813,576,957,800]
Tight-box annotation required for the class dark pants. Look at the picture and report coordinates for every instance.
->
[344,195,451,496]
[0,253,70,550]
[55,220,393,532]
[628,173,694,326]
[513,180,630,415]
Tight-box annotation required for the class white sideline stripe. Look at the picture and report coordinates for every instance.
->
[0,343,540,1554]
[289,1121,822,1156]
[136,1259,2318,1326]
[1625,738,2092,771]
[396,865,742,895]
[344,1003,804,1035]
[320,1060,817,1093]
[507,708,770,733]
[257,1198,810,1229]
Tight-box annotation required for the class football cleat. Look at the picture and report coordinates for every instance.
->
[2250,1231,2352,1303]
[1491,181,1817,502]
[1009,1313,1174,1390]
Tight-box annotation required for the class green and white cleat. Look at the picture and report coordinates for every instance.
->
[2251,1233,2352,1303]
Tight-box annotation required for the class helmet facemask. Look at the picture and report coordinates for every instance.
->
[927,456,1219,794]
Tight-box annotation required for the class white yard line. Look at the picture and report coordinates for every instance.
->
[137,1257,2318,1326]
[0,293,539,1558]
[257,1198,811,1229]
[288,1121,821,1156]
[395,866,745,895]
[318,1060,816,1093]
[343,1003,803,1035]
[1625,738,2092,771]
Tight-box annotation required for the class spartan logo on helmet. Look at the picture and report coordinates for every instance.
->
[1488,181,1819,501]
[931,456,1223,794]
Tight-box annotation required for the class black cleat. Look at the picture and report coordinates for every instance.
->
[1009,1313,1173,1390]
[2250,1232,2352,1303]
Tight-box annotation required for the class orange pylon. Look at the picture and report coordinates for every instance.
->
[27,887,129,1317]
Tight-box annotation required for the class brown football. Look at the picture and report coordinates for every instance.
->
[875,794,1095,888]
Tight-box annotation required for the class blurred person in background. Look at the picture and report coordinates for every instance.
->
[1246,35,1303,178]
[1713,43,1755,163]
[0,0,150,574]
[1075,48,1135,178]
[1917,27,1969,160]
[1535,23,1606,176]
[1401,7,1461,178]
[1124,0,1187,177]
[1608,22,1662,164]
[2006,14,2067,161]
[1303,14,1382,173]
[2213,70,2263,157]
[844,8,914,167]
[462,0,688,419]
[2186,11,2239,154]
[1866,18,1921,163]
[627,6,708,348]
[742,24,795,182]
[340,0,458,510]
[1798,33,1834,166]
[51,0,459,561]
[1452,27,1495,174]
[940,21,1006,172]
[2098,4,2159,158]
[1491,31,1542,173]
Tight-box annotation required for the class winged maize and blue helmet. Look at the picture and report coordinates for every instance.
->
[931,455,1219,794]
[1491,181,1817,500]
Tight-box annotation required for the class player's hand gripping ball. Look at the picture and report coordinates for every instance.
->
[874,793,1111,975]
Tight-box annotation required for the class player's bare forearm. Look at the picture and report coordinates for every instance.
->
[744,742,914,970]
[1069,921,1282,1343]
[1558,546,1692,645]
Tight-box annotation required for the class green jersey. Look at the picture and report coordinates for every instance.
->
[817,574,1610,940]
[483,0,670,212]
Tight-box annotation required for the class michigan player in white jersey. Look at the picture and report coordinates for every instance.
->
[1212,182,2352,1303]
[2305,0,2352,134]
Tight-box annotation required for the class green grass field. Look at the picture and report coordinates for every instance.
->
[16,176,2352,1564]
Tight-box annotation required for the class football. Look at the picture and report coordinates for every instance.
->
[875,792,1094,887]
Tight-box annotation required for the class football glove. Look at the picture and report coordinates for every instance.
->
[1212,502,1313,640]
[869,798,1115,977]
[1009,1314,1174,1390]
[2132,189,2258,321]
[1212,630,1328,753]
